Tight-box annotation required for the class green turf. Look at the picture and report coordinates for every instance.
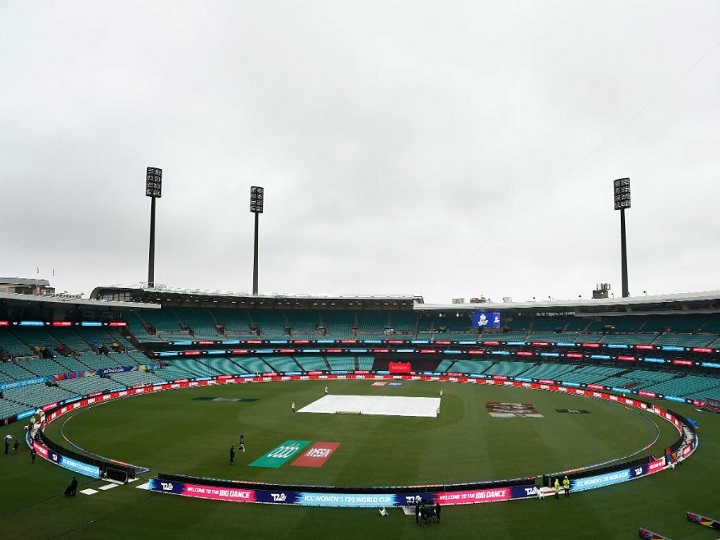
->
[45,381,678,486]
[1,380,718,539]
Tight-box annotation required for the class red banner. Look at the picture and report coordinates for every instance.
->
[291,442,340,468]
[389,362,411,373]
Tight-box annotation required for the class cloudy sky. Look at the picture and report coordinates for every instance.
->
[1,1,719,303]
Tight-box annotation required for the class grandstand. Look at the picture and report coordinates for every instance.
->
[1,286,720,438]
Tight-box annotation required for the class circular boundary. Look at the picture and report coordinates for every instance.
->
[37,373,698,507]
[56,378,662,480]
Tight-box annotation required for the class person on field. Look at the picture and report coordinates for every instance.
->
[415,500,420,524]
[240,434,244,447]
[554,478,560,500]
[563,475,570,497]
[230,445,235,464]
[65,476,78,496]
[435,501,441,523]
[291,402,295,412]
[31,448,36,463]
[324,386,328,395]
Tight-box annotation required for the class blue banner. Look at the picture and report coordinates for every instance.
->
[571,469,630,492]
[471,311,501,329]
[59,456,101,478]
[0,377,46,391]
[148,478,538,507]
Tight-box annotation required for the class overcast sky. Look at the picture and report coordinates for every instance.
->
[1,1,719,304]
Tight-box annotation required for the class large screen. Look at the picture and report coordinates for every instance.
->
[471,311,501,329]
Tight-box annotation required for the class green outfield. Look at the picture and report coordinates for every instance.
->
[1,380,719,539]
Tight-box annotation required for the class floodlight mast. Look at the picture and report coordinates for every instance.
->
[613,178,631,298]
[146,167,162,288]
[250,186,264,295]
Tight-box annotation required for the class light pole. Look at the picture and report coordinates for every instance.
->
[613,178,631,298]
[250,186,264,295]
[146,167,162,288]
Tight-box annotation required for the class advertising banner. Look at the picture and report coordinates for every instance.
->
[148,478,537,507]
[389,362,411,374]
[295,492,397,507]
[0,377,46,391]
[436,487,511,504]
[291,442,340,468]
[250,440,310,468]
[571,469,630,492]
[58,456,101,478]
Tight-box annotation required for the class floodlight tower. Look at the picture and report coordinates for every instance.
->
[146,167,162,288]
[250,186,264,295]
[613,178,631,298]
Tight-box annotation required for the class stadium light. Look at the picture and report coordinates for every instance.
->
[146,167,162,288]
[250,186,264,295]
[613,178,631,298]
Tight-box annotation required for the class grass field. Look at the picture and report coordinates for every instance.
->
[1,379,719,539]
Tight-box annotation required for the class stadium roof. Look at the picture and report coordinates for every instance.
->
[418,290,720,314]
[0,291,159,310]
[91,284,423,309]
[0,277,51,286]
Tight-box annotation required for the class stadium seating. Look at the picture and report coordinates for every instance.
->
[388,311,418,336]
[153,364,196,382]
[0,398,33,419]
[211,309,255,336]
[0,361,36,382]
[651,333,714,348]
[356,311,390,335]
[264,357,301,373]
[645,375,720,398]
[166,359,221,378]
[109,370,165,387]
[248,311,287,338]
[0,331,33,357]
[203,357,250,376]
[75,352,125,371]
[599,333,657,346]
[321,311,356,339]
[564,318,591,332]
[285,311,322,337]
[173,308,219,339]
[445,359,493,374]
[556,365,624,385]
[12,358,67,378]
[357,356,374,371]
[4,383,75,408]
[295,356,329,371]
[235,356,273,374]
[56,376,125,395]
[435,359,454,373]
[327,356,356,371]
[488,332,528,342]
[530,318,568,332]
[525,333,578,343]
[522,363,577,380]
[485,361,533,377]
